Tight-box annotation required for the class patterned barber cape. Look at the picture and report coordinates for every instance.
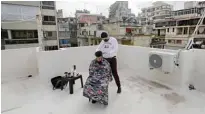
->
[83,58,112,105]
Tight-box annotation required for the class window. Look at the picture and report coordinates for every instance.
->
[176,40,182,44]
[184,28,188,34]
[167,28,169,32]
[42,1,54,6]
[168,40,172,43]
[173,28,175,32]
[43,16,55,21]
[47,32,52,37]
[11,30,38,39]
[2,30,8,39]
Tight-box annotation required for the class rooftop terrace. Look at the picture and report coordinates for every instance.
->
[1,45,205,114]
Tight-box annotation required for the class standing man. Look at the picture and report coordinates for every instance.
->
[96,32,121,93]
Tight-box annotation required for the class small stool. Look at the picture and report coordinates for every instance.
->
[65,75,83,94]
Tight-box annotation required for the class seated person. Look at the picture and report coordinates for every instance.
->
[83,51,112,105]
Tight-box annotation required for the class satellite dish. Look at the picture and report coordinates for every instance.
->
[149,54,162,68]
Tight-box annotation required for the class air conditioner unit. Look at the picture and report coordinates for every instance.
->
[149,51,176,73]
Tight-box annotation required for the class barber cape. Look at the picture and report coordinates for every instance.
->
[83,58,112,105]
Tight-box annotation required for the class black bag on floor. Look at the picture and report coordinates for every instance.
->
[51,76,68,90]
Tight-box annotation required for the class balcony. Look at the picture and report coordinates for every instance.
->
[41,1,55,10]
[1,45,205,114]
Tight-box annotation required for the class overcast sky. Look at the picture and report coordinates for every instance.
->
[56,0,185,18]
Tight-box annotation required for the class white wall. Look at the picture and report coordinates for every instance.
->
[42,9,55,16]
[1,48,38,82]
[37,46,97,82]
[186,49,205,92]
[37,46,121,83]
[2,21,37,30]
[5,43,39,49]
[42,25,57,31]
[118,45,205,92]
[118,45,181,88]
[2,45,205,93]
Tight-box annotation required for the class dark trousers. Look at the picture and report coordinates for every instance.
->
[105,57,121,88]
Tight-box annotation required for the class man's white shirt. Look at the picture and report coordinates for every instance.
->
[96,37,118,58]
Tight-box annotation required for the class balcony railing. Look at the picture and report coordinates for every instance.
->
[42,21,56,25]
[4,39,38,44]
[42,6,55,10]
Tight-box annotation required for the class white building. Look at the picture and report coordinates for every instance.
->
[57,17,70,48]
[184,1,198,9]
[140,1,173,26]
[154,5,205,49]
[109,1,132,22]
[57,9,63,18]
[1,1,40,49]
[37,1,59,51]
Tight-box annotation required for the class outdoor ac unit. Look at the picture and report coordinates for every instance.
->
[149,51,176,73]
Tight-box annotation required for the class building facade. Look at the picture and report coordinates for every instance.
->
[184,1,198,9]
[37,1,59,51]
[68,17,78,47]
[1,1,40,49]
[109,1,132,22]
[139,1,173,26]
[57,17,78,47]
[57,18,70,48]
[154,2,205,49]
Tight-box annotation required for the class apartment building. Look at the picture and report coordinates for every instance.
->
[154,2,205,49]
[68,17,78,47]
[1,1,40,49]
[37,1,59,51]
[57,18,70,48]
[140,1,173,25]
[77,23,105,46]
[109,1,132,22]
[57,17,78,48]
[184,1,198,9]
[76,10,106,46]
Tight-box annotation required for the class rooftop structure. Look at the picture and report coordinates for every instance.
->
[57,9,63,18]
[2,45,205,114]
[109,1,132,22]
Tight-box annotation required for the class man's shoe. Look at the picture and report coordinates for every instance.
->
[117,87,121,93]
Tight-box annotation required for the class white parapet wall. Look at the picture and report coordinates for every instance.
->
[37,46,97,82]
[118,45,181,88]
[1,47,39,82]
[1,45,205,92]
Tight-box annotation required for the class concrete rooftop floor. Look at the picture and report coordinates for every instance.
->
[2,69,205,114]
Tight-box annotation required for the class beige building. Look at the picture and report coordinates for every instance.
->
[1,1,59,50]
[154,5,205,49]
[1,1,40,49]
[37,1,59,50]
[77,22,146,46]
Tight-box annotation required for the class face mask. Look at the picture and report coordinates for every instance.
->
[104,39,109,42]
